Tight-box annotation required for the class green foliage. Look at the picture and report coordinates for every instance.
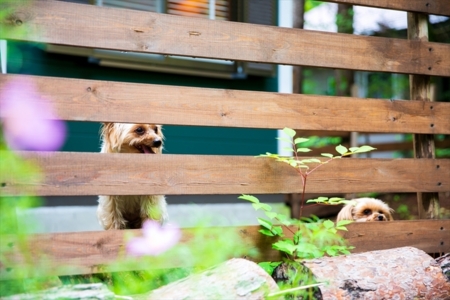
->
[240,127,375,292]
[261,128,376,179]
[239,195,354,261]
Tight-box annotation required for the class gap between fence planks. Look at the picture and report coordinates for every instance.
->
[1,74,449,134]
[2,152,449,196]
[326,0,450,16]
[1,220,448,279]
[1,1,449,77]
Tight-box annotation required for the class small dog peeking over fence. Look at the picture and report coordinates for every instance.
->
[97,122,168,230]
[337,198,394,222]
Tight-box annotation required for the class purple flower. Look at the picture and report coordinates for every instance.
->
[0,77,66,151]
[126,220,181,257]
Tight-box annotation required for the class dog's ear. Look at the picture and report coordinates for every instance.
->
[100,123,120,151]
[386,208,395,221]
[336,203,355,222]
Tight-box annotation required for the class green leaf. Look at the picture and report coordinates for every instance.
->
[272,240,296,255]
[326,248,337,256]
[336,226,348,231]
[283,127,296,138]
[259,228,275,236]
[252,202,272,211]
[296,148,312,153]
[337,220,353,227]
[289,161,298,167]
[328,228,337,234]
[271,226,284,236]
[238,194,260,203]
[351,145,377,154]
[258,261,282,275]
[294,137,309,144]
[335,144,348,155]
[265,211,278,220]
[308,158,322,163]
[276,214,292,226]
[298,165,310,169]
[295,243,320,255]
[323,220,334,229]
[259,152,279,158]
[321,153,333,158]
[258,218,273,230]
[307,196,328,203]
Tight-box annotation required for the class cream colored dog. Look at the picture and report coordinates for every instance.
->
[97,123,168,230]
[337,198,394,222]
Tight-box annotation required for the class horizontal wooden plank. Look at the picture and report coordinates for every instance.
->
[325,0,450,16]
[1,220,448,278]
[1,1,449,76]
[2,152,449,196]
[2,74,449,134]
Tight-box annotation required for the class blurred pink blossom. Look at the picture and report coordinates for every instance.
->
[126,220,181,257]
[0,77,66,151]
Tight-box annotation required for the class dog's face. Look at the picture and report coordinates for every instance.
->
[100,123,163,154]
[337,198,394,222]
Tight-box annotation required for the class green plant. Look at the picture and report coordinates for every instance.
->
[263,127,376,217]
[240,195,353,263]
[239,128,376,298]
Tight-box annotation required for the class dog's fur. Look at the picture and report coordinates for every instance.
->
[337,198,394,222]
[97,123,168,230]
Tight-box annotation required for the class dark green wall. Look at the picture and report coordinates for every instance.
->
[9,41,278,155]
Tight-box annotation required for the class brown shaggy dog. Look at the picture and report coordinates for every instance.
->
[97,123,167,230]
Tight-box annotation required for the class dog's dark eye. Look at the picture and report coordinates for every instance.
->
[154,126,158,134]
[363,209,372,215]
[135,127,145,135]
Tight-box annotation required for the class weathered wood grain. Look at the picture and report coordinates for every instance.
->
[1,74,449,134]
[1,1,449,76]
[326,0,450,16]
[1,220,448,278]
[1,152,449,196]
[408,12,441,219]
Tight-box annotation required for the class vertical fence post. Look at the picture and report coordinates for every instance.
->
[407,13,440,219]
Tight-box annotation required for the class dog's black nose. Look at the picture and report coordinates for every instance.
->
[153,139,162,148]
[377,215,384,221]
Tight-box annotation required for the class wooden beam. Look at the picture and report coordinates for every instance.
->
[325,0,450,16]
[1,1,449,76]
[1,74,449,134]
[408,13,440,219]
[1,220,448,279]
[2,152,449,196]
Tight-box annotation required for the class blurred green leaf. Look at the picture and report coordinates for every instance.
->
[351,145,377,154]
[323,220,334,229]
[252,203,272,211]
[336,144,348,155]
[258,218,273,230]
[265,211,278,220]
[294,137,309,144]
[238,194,259,203]
[283,127,296,138]
[259,228,275,236]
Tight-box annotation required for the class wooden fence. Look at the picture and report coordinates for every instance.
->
[0,0,449,279]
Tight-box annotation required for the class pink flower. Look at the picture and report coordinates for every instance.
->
[126,220,181,257]
[0,77,66,151]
